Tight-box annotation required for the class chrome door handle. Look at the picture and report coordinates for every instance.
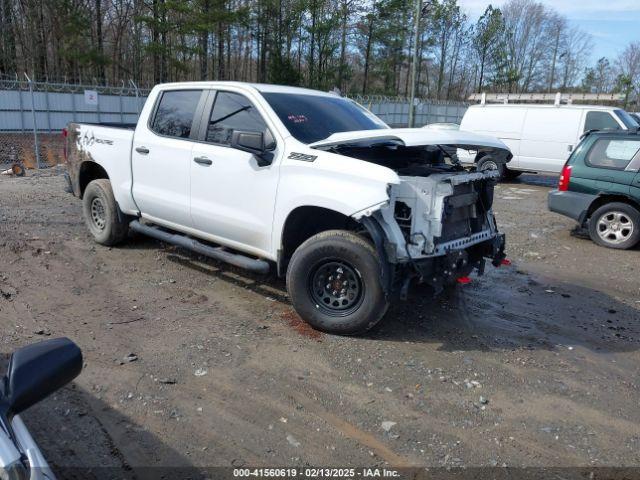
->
[135,146,149,154]
[194,156,212,166]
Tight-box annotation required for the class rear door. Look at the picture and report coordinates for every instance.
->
[518,108,581,173]
[132,89,207,227]
[626,147,640,198]
[580,136,640,195]
[189,90,281,257]
[632,171,640,198]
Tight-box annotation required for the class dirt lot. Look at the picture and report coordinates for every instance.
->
[0,172,639,478]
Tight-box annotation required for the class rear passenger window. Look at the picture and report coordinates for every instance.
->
[584,112,621,132]
[586,139,640,170]
[206,91,270,145]
[151,90,202,138]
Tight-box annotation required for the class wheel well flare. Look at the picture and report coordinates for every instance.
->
[279,206,359,275]
[588,195,640,219]
[78,162,109,198]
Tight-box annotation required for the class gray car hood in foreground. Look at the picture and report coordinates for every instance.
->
[308,128,512,161]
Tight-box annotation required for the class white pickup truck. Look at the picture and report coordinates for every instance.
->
[65,81,510,334]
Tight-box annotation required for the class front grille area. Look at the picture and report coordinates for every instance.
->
[439,181,488,243]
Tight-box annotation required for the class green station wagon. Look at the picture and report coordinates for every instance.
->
[548,130,640,249]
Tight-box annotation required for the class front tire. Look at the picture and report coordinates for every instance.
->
[588,202,640,250]
[286,230,389,335]
[82,179,129,246]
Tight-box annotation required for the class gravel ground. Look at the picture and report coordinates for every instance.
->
[0,172,639,478]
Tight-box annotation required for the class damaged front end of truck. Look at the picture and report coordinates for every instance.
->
[310,129,511,299]
[363,168,507,299]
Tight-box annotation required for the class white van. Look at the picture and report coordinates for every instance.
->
[458,104,639,179]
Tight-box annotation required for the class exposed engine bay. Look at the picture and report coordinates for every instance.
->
[327,141,465,176]
[333,140,508,296]
[322,136,511,173]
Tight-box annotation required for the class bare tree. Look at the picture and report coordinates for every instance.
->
[615,41,640,107]
[472,5,504,92]
[0,0,607,102]
[557,26,592,89]
[502,0,552,92]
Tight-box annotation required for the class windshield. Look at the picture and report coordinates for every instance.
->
[261,93,388,144]
[615,109,639,129]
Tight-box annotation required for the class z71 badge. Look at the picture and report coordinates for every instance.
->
[288,152,317,162]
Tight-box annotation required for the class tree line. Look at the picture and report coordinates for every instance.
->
[0,0,638,102]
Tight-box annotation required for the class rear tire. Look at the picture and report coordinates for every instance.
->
[83,179,129,246]
[477,155,505,180]
[588,202,640,250]
[286,230,389,335]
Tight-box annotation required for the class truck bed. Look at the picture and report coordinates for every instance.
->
[65,122,138,215]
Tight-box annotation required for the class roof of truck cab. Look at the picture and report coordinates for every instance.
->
[154,81,338,97]
[467,104,620,111]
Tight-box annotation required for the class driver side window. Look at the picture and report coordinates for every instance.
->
[206,91,271,146]
[584,111,620,132]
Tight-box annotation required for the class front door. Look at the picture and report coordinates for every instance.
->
[189,90,281,257]
[132,89,206,228]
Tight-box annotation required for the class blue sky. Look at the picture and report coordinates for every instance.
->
[458,0,640,62]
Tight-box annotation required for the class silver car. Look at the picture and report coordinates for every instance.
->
[0,338,82,479]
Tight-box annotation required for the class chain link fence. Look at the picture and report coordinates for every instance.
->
[349,94,468,127]
[0,77,468,177]
[0,74,149,177]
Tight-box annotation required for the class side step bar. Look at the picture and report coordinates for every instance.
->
[129,220,270,274]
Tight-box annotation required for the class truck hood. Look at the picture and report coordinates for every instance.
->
[308,128,511,159]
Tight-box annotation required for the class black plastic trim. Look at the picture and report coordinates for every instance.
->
[548,189,597,223]
[359,216,393,297]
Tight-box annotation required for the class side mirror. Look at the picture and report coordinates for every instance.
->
[231,130,274,167]
[3,338,82,417]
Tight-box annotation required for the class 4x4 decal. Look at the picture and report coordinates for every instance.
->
[77,130,114,150]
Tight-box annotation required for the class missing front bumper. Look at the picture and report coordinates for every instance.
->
[399,233,506,298]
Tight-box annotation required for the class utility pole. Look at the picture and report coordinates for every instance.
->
[408,0,421,128]
[24,73,41,170]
